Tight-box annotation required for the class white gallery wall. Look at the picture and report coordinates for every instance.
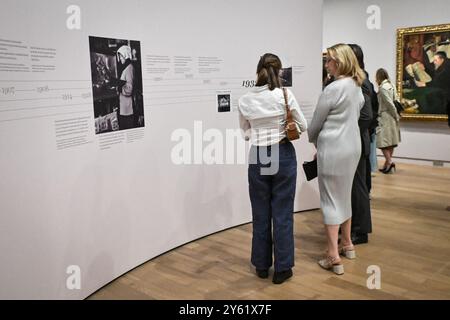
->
[323,0,450,166]
[0,0,323,299]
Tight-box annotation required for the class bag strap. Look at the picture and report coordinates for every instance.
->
[389,81,397,101]
[283,88,294,124]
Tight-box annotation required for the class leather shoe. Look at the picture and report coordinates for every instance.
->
[272,269,292,284]
[339,233,369,245]
[351,233,368,245]
[256,269,269,279]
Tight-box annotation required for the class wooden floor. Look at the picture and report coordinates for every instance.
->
[89,162,450,300]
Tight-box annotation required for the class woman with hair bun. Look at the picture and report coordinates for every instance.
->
[117,45,135,130]
[238,53,308,284]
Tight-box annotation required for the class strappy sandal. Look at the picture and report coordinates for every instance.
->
[318,255,344,275]
[339,244,356,259]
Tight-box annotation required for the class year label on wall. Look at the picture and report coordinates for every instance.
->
[242,80,256,88]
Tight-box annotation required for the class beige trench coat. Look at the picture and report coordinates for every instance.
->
[376,80,401,148]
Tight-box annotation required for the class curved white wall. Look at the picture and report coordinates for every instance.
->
[0,0,322,299]
[323,0,450,166]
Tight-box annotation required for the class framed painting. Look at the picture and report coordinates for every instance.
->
[396,23,450,121]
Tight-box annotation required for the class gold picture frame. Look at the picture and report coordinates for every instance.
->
[396,23,450,121]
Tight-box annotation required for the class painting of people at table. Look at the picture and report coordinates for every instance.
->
[399,27,450,119]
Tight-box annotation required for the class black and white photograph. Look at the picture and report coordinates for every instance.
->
[89,36,145,134]
[280,67,292,87]
[217,94,231,112]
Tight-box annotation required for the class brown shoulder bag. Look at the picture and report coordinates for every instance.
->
[283,88,300,141]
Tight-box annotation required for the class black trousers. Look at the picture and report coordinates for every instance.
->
[119,114,134,130]
[366,156,372,194]
[351,153,372,234]
[447,100,450,127]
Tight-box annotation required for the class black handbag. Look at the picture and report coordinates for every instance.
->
[391,86,404,115]
[302,159,317,181]
[393,100,404,115]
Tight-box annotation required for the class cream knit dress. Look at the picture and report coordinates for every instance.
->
[308,77,364,225]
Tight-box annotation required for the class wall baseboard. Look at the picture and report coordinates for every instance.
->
[377,155,450,168]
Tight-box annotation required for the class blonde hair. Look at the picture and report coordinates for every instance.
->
[327,43,366,86]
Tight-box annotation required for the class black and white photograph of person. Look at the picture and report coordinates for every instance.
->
[217,94,231,112]
[280,67,292,87]
[89,36,145,134]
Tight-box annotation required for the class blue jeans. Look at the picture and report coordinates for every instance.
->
[369,133,378,172]
[248,141,297,272]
